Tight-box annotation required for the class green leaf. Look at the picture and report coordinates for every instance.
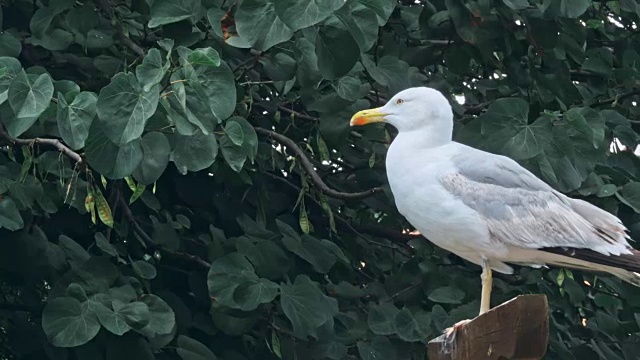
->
[316,26,359,80]
[357,336,397,360]
[31,29,74,51]
[132,260,158,280]
[96,72,160,145]
[207,253,278,311]
[8,69,53,119]
[327,281,364,298]
[57,91,97,150]
[0,197,23,231]
[501,116,553,160]
[0,57,22,104]
[359,0,395,25]
[225,120,244,146]
[232,278,280,311]
[171,130,218,175]
[274,0,344,31]
[237,213,277,239]
[236,236,290,280]
[329,0,379,52]
[132,132,171,185]
[0,32,22,58]
[95,233,118,257]
[65,3,98,35]
[428,286,465,304]
[279,275,338,339]
[394,308,424,342]
[42,297,101,347]
[562,277,586,303]
[271,331,282,358]
[137,294,175,336]
[92,299,150,335]
[546,0,591,18]
[169,60,236,127]
[176,214,191,228]
[280,230,337,273]
[176,335,218,360]
[361,55,413,95]
[82,30,114,49]
[219,135,247,172]
[224,117,258,164]
[235,0,294,51]
[502,0,530,10]
[481,98,529,135]
[334,76,362,101]
[136,49,169,92]
[368,302,399,335]
[480,98,552,160]
[261,52,296,81]
[85,122,143,179]
[617,182,640,213]
[66,283,88,301]
[58,235,90,267]
[30,7,55,37]
[188,48,221,68]
[148,0,202,28]
[151,215,180,250]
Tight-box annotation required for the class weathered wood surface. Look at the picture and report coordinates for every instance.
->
[427,294,549,360]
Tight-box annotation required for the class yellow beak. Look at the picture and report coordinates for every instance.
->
[350,107,387,126]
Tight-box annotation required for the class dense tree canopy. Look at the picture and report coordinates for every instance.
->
[3,0,640,358]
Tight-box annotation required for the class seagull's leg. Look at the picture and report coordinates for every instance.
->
[442,258,492,345]
[443,257,492,345]
[479,256,492,315]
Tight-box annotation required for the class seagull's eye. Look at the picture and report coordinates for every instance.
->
[396,99,404,105]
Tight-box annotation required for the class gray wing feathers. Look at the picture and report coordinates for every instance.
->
[445,148,632,256]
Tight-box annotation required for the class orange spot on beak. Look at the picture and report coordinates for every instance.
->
[349,107,387,126]
[352,117,367,126]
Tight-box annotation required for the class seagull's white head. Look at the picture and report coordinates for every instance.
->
[349,87,453,134]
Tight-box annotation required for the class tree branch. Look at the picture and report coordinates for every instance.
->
[277,105,320,122]
[0,124,83,164]
[255,127,383,200]
[591,88,640,107]
[118,196,211,270]
[262,171,417,248]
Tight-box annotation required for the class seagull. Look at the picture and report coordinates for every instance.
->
[350,86,640,334]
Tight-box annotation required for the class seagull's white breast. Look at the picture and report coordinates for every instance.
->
[385,137,508,261]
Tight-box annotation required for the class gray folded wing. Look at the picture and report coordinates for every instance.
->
[442,148,631,256]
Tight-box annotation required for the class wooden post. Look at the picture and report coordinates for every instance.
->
[427,294,549,360]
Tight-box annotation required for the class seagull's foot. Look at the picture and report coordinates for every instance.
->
[442,319,472,346]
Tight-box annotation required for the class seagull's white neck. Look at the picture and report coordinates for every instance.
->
[391,122,453,151]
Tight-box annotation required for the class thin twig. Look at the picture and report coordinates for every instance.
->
[239,80,275,86]
[118,196,211,270]
[119,195,154,244]
[0,124,83,164]
[463,101,493,115]
[262,171,416,248]
[276,105,320,122]
[255,128,382,200]
[591,88,640,107]
[383,282,422,302]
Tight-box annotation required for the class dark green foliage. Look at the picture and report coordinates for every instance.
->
[2,0,640,359]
